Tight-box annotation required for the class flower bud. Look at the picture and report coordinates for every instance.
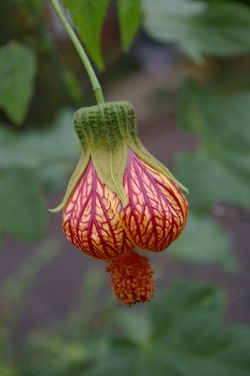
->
[51,101,188,305]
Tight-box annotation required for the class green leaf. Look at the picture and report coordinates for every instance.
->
[0,168,46,240]
[87,281,250,376]
[149,281,224,340]
[113,310,152,346]
[175,83,250,211]
[117,0,141,50]
[0,110,79,192]
[175,152,250,211]
[0,42,36,125]
[143,0,250,62]
[0,110,79,241]
[9,281,250,375]
[168,212,238,271]
[63,0,110,70]
[149,282,250,376]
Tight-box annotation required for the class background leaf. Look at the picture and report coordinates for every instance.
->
[0,110,79,241]
[0,42,36,125]
[0,110,79,192]
[63,0,110,70]
[175,152,250,211]
[87,281,250,376]
[174,82,250,211]
[143,0,250,62]
[168,212,238,271]
[0,168,46,240]
[117,0,141,50]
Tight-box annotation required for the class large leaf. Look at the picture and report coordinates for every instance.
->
[117,0,141,50]
[175,152,250,211]
[175,82,250,211]
[0,110,79,192]
[10,282,250,375]
[63,0,110,70]
[0,168,46,240]
[87,281,250,376]
[0,42,36,125]
[168,212,238,271]
[143,0,250,62]
[0,110,79,241]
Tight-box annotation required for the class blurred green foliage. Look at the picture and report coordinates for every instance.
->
[168,212,238,271]
[0,110,78,242]
[1,0,250,375]
[143,0,250,63]
[0,42,36,125]
[175,81,250,211]
[1,279,250,375]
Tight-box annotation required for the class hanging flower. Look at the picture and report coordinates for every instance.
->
[51,101,188,305]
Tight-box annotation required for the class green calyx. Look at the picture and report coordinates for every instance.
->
[74,101,133,207]
[50,100,187,213]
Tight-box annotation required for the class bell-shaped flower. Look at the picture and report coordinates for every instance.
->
[51,101,188,305]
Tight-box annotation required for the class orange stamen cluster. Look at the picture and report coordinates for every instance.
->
[106,250,155,306]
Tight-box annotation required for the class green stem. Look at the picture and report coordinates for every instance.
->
[50,0,105,104]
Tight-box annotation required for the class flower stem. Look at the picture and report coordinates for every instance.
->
[50,0,105,104]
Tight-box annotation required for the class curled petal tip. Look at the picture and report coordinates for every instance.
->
[48,205,63,213]
[180,184,189,194]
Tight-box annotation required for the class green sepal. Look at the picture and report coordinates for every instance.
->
[116,101,189,193]
[49,150,90,212]
[50,100,187,214]
[73,102,132,206]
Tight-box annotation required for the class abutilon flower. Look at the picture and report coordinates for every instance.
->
[51,101,188,306]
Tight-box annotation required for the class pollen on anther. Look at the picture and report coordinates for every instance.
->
[105,250,155,306]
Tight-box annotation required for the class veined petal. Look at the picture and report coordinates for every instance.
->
[50,150,90,213]
[62,159,134,260]
[111,149,188,252]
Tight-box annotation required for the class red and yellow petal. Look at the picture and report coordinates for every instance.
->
[63,159,134,260]
[111,149,188,252]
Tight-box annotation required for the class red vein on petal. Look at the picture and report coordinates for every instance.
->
[63,159,134,260]
[132,154,159,249]
[111,149,187,252]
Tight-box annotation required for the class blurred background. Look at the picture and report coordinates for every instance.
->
[0,0,250,375]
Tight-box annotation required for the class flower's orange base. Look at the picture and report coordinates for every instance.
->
[106,250,155,306]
